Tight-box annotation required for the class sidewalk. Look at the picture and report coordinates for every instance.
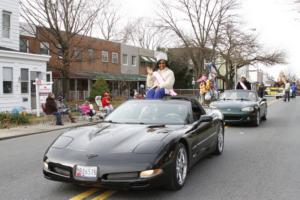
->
[0,118,97,140]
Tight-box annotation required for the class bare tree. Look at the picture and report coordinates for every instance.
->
[96,1,121,41]
[20,0,105,96]
[119,17,172,50]
[118,20,135,44]
[157,0,238,76]
[217,23,286,88]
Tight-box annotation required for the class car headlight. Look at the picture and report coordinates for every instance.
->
[241,107,255,112]
[44,161,49,170]
[140,169,163,178]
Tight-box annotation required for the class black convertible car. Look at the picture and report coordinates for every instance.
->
[43,97,224,190]
[210,90,267,126]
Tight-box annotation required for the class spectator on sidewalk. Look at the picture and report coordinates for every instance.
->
[56,94,76,123]
[284,80,291,102]
[44,93,63,125]
[291,82,297,98]
[102,92,113,114]
[198,75,208,105]
[79,101,95,119]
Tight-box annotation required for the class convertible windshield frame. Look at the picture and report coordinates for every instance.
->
[220,90,257,102]
[104,100,191,125]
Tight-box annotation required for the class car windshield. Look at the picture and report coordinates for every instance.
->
[104,100,190,125]
[220,90,257,101]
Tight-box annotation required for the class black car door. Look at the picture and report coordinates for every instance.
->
[187,100,214,162]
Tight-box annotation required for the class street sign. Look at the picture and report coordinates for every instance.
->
[39,84,52,93]
[33,79,53,117]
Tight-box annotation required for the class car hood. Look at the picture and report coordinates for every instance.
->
[211,100,257,109]
[51,123,185,156]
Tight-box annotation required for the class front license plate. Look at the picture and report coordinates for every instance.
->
[75,166,97,178]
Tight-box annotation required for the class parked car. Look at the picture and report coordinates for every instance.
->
[210,90,267,126]
[43,97,224,190]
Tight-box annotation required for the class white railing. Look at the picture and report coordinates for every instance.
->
[69,91,90,100]
[67,89,200,101]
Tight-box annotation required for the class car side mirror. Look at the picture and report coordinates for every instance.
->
[199,115,213,123]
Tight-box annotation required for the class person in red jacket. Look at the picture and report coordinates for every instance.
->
[101,92,113,114]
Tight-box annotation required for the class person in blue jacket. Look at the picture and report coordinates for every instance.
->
[291,82,297,98]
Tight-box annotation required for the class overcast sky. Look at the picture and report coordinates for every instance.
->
[115,0,300,79]
[240,0,300,79]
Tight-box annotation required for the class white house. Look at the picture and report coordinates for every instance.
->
[0,0,50,112]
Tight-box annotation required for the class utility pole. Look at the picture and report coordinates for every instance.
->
[192,77,195,96]
[234,65,237,89]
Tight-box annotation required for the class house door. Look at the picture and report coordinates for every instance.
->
[30,71,42,109]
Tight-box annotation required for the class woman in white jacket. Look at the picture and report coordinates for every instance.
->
[146,54,176,99]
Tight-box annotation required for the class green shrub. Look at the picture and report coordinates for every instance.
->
[89,78,110,101]
[0,112,30,128]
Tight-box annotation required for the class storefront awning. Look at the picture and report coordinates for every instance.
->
[140,56,156,63]
[149,57,156,63]
[69,71,146,81]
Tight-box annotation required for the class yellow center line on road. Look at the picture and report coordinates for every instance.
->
[91,190,116,200]
[69,188,98,200]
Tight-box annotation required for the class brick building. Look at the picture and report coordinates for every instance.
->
[20,25,149,99]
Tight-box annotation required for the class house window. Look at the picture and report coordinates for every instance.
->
[74,47,81,60]
[20,68,29,93]
[132,56,137,66]
[123,54,128,65]
[77,79,88,91]
[57,44,63,58]
[102,51,109,62]
[2,11,11,38]
[40,42,49,55]
[112,52,118,64]
[46,72,52,82]
[69,79,75,90]
[3,67,13,94]
[88,48,94,61]
[20,38,29,52]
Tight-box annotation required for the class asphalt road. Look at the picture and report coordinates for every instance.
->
[1,97,300,200]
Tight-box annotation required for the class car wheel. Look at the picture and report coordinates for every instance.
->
[253,111,260,126]
[166,143,188,190]
[261,109,267,121]
[214,122,224,155]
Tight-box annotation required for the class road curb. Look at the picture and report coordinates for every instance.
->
[0,122,98,141]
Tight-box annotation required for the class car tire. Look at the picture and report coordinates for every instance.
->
[214,122,224,155]
[253,111,260,126]
[166,143,188,190]
[261,109,267,121]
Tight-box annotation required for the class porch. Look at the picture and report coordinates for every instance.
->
[53,71,146,100]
